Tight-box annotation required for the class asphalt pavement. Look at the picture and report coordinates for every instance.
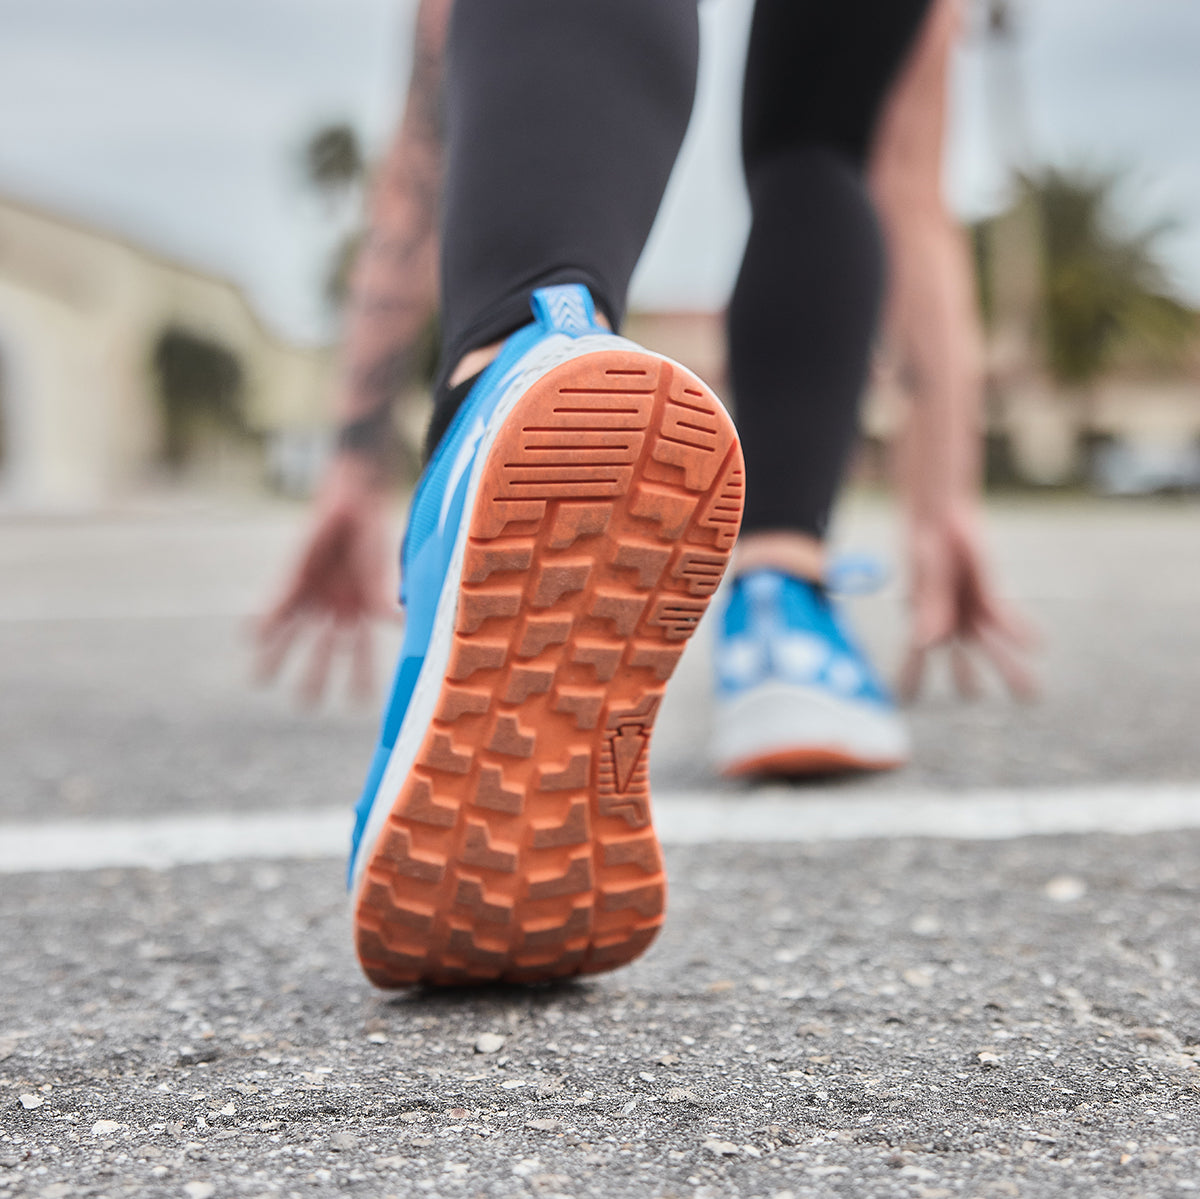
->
[3,495,1200,1198]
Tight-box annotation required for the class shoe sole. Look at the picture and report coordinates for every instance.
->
[714,679,909,779]
[354,348,744,987]
[721,747,907,779]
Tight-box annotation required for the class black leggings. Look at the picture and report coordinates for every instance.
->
[434,0,932,540]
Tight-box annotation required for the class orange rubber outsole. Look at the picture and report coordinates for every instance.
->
[721,746,908,779]
[354,348,744,988]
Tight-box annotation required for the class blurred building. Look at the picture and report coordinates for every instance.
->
[632,309,1200,495]
[0,193,333,509]
[2,190,1197,510]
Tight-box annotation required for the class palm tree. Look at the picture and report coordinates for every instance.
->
[304,123,365,200]
[1028,169,1195,383]
[302,123,369,312]
[151,326,246,468]
[977,168,1197,387]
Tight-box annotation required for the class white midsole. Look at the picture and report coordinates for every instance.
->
[350,330,650,901]
[713,679,910,769]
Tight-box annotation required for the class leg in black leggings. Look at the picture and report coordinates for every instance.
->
[425,0,699,454]
[730,0,932,541]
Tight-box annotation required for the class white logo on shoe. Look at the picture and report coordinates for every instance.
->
[774,632,826,681]
[717,637,764,686]
[438,414,487,537]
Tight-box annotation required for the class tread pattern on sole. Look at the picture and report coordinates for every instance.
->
[355,351,744,987]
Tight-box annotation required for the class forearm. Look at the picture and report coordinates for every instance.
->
[869,0,981,521]
[334,0,450,455]
[884,208,985,520]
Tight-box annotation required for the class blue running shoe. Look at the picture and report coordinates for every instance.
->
[350,284,744,987]
[713,569,909,777]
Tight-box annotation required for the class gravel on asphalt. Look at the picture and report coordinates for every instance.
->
[4,835,1200,1198]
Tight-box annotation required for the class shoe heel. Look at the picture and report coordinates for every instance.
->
[355,347,743,987]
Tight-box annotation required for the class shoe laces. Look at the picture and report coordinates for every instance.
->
[824,552,890,597]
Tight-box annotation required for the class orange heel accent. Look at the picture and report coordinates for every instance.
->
[354,350,744,988]
[721,747,908,779]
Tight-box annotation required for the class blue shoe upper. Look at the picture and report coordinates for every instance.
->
[348,285,609,882]
[715,569,893,707]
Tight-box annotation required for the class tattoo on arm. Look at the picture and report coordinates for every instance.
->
[335,0,450,462]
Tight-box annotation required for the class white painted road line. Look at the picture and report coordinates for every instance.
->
[3,783,1200,875]
[659,783,1200,844]
[0,809,351,875]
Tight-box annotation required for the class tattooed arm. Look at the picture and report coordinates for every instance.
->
[257,0,451,705]
[334,0,449,464]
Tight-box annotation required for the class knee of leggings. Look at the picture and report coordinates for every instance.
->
[744,145,875,226]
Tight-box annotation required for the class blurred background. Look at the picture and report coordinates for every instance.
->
[1,0,1199,817]
[5,6,1200,1180]
[1,0,1197,507]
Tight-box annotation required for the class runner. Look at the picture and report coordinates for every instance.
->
[262,0,1032,986]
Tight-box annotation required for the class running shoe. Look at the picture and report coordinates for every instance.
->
[713,569,908,777]
[349,284,744,987]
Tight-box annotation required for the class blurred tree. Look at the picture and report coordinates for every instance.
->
[303,123,370,314]
[324,228,365,310]
[304,123,366,199]
[151,327,246,468]
[976,168,1198,386]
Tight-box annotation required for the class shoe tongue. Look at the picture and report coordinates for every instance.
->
[531,283,606,336]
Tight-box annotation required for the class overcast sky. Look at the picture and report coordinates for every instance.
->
[0,0,1196,344]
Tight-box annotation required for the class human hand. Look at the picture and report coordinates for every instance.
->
[256,454,398,705]
[897,505,1037,703]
